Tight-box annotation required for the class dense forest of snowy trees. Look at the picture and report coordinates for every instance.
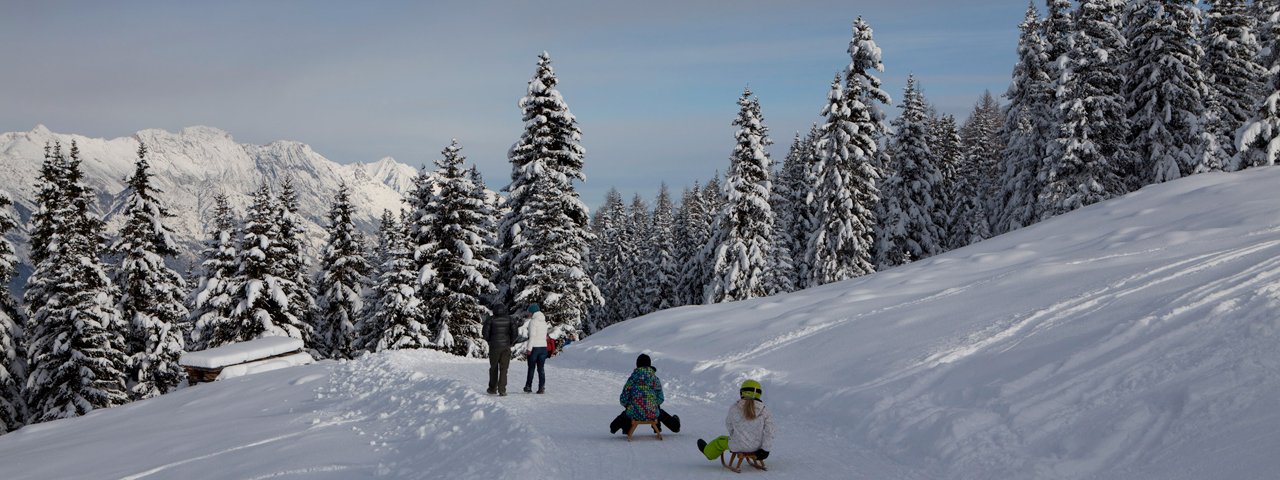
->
[2,0,1278,434]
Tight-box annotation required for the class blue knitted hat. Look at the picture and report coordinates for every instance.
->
[527,303,540,313]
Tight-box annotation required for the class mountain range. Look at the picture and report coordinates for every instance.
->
[0,125,421,268]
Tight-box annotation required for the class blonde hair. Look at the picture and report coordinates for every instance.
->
[740,397,758,420]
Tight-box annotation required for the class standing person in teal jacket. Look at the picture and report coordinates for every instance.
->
[609,354,680,434]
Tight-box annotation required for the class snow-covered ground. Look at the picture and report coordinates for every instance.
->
[4,168,1280,479]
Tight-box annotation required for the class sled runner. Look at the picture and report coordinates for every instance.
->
[721,451,767,473]
[626,420,663,441]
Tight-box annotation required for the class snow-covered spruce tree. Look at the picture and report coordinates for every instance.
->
[1237,3,1280,168]
[702,174,727,227]
[1040,0,1129,220]
[705,89,777,303]
[357,211,430,352]
[417,141,497,357]
[772,133,805,275]
[509,172,602,337]
[111,144,188,399]
[673,183,711,307]
[961,91,1004,229]
[877,76,945,269]
[499,52,602,336]
[188,193,238,351]
[24,141,128,422]
[929,114,959,248]
[213,183,311,348]
[766,136,803,296]
[621,194,653,319]
[808,17,890,286]
[314,183,369,360]
[684,175,729,300]
[0,192,26,434]
[1126,0,1214,186]
[1203,0,1266,169]
[787,126,822,288]
[274,178,318,351]
[586,189,625,333]
[370,209,397,271]
[647,184,682,311]
[996,2,1054,235]
[1044,0,1075,97]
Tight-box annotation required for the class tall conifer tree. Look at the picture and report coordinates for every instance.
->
[647,184,681,311]
[315,183,369,360]
[1238,3,1280,167]
[215,183,311,347]
[499,52,602,335]
[112,144,188,399]
[1203,0,1266,169]
[1041,0,1129,219]
[621,194,653,318]
[189,194,238,351]
[357,211,430,352]
[24,142,128,422]
[1126,0,1214,185]
[807,18,887,286]
[996,3,1053,234]
[419,141,498,357]
[878,76,946,268]
[0,192,25,433]
[274,178,318,350]
[705,89,777,303]
[587,189,626,333]
[673,183,711,307]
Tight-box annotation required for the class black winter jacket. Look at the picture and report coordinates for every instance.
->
[483,315,518,349]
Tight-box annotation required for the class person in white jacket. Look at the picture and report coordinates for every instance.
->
[697,379,775,462]
[522,303,549,394]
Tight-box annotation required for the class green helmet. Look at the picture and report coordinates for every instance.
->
[740,379,762,400]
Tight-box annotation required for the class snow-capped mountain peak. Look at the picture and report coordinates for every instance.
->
[0,125,418,264]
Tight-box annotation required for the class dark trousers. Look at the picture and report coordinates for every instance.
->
[525,347,548,390]
[488,346,511,394]
[611,409,679,433]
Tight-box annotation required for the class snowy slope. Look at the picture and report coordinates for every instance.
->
[3,168,1280,479]
[0,125,419,262]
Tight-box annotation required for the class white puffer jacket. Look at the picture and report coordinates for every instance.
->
[726,399,775,453]
[526,312,548,348]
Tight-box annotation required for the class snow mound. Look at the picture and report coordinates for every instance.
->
[217,352,314,381]
[179,336,305,369]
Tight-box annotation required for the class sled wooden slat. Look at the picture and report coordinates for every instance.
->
[626,420,662,441]
[721,452,767,473]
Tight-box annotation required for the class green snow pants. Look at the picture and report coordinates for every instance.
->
[701,436,730,460]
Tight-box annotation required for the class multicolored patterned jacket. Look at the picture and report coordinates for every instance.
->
[620,366,664,421]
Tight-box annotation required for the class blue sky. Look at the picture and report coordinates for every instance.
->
[0,1,1026,206]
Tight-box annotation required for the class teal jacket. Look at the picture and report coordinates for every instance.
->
[620,367,664,421]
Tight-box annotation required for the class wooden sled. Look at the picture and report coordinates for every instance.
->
[626,420,662,441]
[721,451,767,473]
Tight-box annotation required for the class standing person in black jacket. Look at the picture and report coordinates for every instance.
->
[482,306,518,396]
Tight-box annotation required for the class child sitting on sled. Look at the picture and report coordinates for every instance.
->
[696,379,775,466]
